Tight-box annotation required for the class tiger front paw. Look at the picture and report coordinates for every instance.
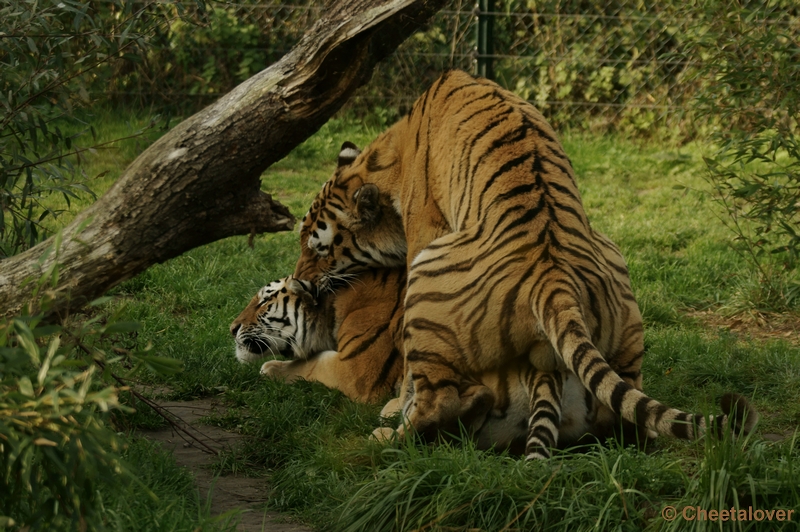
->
[371,426,399,443]
[260,360,291,379]
[379,398,401,419]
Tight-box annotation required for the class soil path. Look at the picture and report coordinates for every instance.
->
[140,397,312,532]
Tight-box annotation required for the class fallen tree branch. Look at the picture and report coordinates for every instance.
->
[0,0,448,319]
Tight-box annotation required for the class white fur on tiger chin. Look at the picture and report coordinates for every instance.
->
[235,343,266,364]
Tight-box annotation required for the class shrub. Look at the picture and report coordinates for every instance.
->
[0,0,171,258]
[0,239,182,528]
[682,0,800,309]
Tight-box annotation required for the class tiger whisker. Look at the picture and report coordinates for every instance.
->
[257,326,305,358]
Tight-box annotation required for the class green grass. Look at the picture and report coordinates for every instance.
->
[37,107,173,234]
[99,436,233,532]
[44,110,800,531]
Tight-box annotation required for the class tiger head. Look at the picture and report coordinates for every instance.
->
[293,141,407,289]
[229,277,335,363]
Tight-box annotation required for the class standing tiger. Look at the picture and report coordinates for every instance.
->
[230,267,633,453]
[292,70,757,459]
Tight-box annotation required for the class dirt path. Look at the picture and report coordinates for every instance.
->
[140,397,312,532]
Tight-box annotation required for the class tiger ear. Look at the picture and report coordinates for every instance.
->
[353,184,381,226]
[287,278,317,306]
[338,142,361,167]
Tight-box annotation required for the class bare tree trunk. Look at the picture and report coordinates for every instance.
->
[0,0,448,319]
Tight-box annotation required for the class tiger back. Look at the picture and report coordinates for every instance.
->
[292,70,757,458]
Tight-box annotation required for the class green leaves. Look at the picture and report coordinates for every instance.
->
[0,258,185,527]
[0,0,169,258]
[137,355,185,376]
[680,0,800,308]
[102,321,141,334]
[1,317,125,527]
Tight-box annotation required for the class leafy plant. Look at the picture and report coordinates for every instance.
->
[115,0,319,109]
[0,235,183,529]
[167,7,268,98]
[682,0,800,308]
[0,0,174,258]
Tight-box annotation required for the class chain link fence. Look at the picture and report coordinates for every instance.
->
[107,0,798,133]
[330,0,700,132]
[465,1,695,132]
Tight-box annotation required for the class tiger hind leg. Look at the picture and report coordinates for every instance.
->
[399,231,500,441]
[525,369,564,460]
[396,358,495,442]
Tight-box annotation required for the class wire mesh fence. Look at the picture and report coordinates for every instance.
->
[465,1,697,131]
[254,0,701,131]
[101,0,799,133]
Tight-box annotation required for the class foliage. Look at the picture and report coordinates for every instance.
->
[0,235,183,529]
[681,0,800,309]
[110,0,322,109]
[4,0,793,143]
[169,7,268,97]
[26,0,701,134]
[1,317,125,529]
[0,0,173,258]
[486,0,688,132]
[343,0,697,132]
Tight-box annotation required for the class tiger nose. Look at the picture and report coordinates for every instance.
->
[230,323,241,336]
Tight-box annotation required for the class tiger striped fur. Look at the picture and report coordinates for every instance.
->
[293,70,757,458]
[232,268,633,453]
[230,269,405,403]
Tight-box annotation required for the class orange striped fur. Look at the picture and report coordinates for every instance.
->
[293,71,756,458]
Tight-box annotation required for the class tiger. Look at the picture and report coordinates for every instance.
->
[229,268,406,403]
[230,267,636,453]
[292,70,757,459]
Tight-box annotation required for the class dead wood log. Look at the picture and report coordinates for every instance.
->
[0,0,448,319]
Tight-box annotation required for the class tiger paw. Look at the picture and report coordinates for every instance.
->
[260,360,290,378]
[379,398,401,419]
[371,426,398,443]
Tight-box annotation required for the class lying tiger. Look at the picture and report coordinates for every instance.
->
[230,268,647,453]
[292,70,757,459]
[230,268,406,403]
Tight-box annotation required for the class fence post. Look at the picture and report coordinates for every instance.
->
[475,0,494,79]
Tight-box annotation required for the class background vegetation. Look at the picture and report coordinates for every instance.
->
[679,1,800,311]
[1,0,798,529]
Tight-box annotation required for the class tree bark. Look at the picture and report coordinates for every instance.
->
[0,0,448,319]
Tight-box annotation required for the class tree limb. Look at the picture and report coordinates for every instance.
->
[0,0,448,319]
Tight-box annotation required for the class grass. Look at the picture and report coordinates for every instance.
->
[33,108,800,530]
[98,436,232,532]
